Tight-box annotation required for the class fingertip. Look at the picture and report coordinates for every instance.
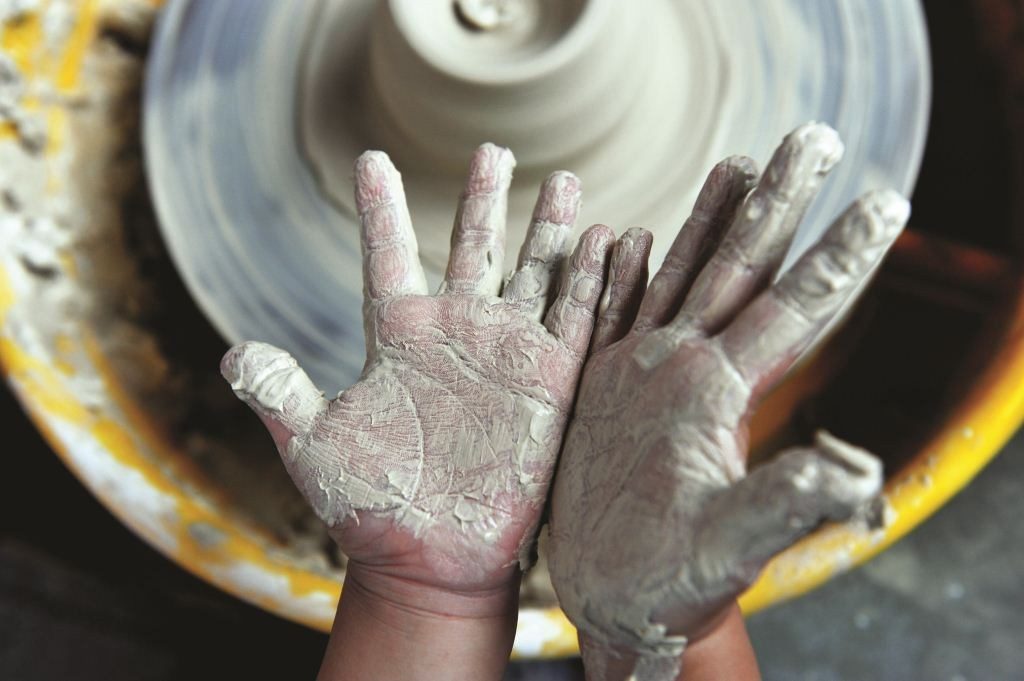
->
[220,341,326,446]
[858,189,911,231]
[353,150,402,213]
[608,227,653,280]
[807,432,886,526]
[577,223,616,273]
[582,222,616,248]
[466,143,516,194]
[220,341,301,420]
[618,226,654,256]
[220,340,284,391]
[694,157,759,219]
[826,190,910,257]
[546,169,581,188]
[716,155,760,184]
[813,430,883,486]
[533,170,582,225]
[220,344,243,385]
[786,121,845,173]
[354,149,395,180]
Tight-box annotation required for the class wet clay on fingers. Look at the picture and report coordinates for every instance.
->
[548,123,910,681]
[223,144,615,587]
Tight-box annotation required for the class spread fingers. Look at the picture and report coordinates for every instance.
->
[720,190,909,399]
[674,123,844,336]
[633,156,757,332]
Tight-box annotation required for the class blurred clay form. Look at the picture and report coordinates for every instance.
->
[548,123,908,680]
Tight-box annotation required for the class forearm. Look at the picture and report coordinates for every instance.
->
[676,605,760,681]
[580,604,760,681]
[319,565,520,681]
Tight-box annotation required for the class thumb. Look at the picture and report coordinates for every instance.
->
[694,431,884,592]
[220,341,327,451]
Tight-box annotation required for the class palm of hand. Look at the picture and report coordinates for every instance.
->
[223,144,615,592]
[548,124,910,668]
[553,334,752,644]
[315,294,583,588]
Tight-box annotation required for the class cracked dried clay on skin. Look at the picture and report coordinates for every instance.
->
[223,143,616,588]
[548,123,911,681]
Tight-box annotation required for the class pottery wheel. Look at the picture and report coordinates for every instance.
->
[144,0,930,393]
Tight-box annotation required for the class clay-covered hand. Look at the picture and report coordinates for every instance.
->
[221,144,614,595]
[548,123,910,680]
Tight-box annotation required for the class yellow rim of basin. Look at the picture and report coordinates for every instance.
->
[3,1,1024,659]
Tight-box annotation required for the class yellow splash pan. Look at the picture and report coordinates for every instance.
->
[2,0,1023,659]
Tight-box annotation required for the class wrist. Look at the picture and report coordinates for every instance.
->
[317,565,521,681]
[578,633,652,681]
[578,603,759,681]
[343,561,521,621]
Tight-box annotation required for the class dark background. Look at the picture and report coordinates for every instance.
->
[3,1,1023,679]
